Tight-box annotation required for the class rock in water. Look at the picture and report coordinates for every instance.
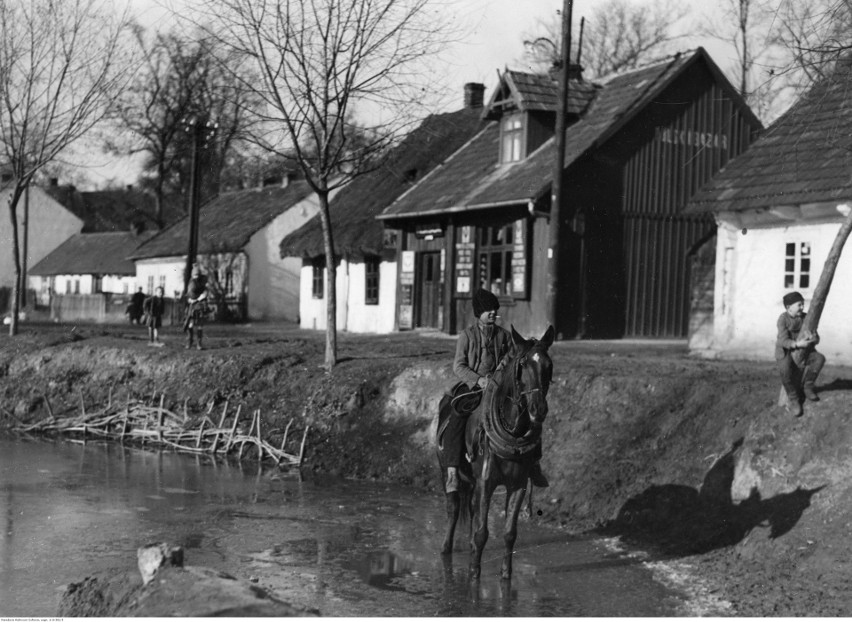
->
[137,542,184,585]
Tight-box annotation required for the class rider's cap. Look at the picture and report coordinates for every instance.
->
[472,288,499,317]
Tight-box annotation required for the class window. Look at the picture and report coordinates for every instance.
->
[500,113,524,163]
[365,256,380,305]
[784,242,811,289]
[478,224,515,296]
[92,276,102,293]
[158,275,166,293]
[73,280,80,294]
[312,258,325,299]
[65,280,71,294]
[147,275,154,295]
[223,269,234,297]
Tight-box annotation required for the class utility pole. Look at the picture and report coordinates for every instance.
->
[182,114,216,296]
[545,0,573,338]
[21,183,29,308]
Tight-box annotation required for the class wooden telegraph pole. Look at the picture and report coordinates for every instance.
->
[545,0,573,338]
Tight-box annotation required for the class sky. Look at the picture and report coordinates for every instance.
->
[78,0,735,189]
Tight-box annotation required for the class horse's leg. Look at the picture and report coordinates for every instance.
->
[501,485,527,580]
[469,475,495,579]
[441,490,460,555]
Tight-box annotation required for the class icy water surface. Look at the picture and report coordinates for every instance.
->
[1,436,690,616]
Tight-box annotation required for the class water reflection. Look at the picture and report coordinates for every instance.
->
[0,436,689,617]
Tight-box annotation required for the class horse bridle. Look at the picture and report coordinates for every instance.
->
[481,340,548,459]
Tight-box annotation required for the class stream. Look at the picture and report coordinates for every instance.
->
[0,435,708,616]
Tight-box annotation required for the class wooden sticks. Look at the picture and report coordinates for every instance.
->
[12,396,306,468]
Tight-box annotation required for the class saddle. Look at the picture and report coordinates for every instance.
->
[436,382,482,449]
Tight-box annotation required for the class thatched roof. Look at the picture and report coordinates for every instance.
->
[280,106,487,260]
[29,231,154,276]
[131,181,313,260]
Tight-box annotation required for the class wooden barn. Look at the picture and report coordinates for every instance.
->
[378,48,762,339]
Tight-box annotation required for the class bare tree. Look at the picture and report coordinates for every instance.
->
[769,0,852,94]
[109,27,257,225]
[524,0,688,79]
[190,0,450,369]
[0,0,133,336]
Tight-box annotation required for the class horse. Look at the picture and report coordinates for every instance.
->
[436,324,554,580]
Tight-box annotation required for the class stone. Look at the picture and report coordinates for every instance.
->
[137,542,184,585]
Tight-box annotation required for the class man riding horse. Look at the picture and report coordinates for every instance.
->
[439,288,549,493]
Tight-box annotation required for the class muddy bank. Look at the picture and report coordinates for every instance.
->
[3,323,852,615]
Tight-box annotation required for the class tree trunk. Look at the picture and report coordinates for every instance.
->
[317,190,337,369]
[793,206,852,365]
[6,185,24,336]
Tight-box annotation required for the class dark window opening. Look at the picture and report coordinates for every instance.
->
[312,258,325,299]
[365,256,380,305]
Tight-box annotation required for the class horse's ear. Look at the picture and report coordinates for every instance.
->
[510,324,526,346]
[539,325,555,349]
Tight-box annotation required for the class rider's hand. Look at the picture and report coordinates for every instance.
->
[476,376,489,390]
[795,337,814,348]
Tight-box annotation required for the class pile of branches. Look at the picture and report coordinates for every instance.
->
[12,392,308,468]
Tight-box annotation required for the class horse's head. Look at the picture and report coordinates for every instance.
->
[508,324,555,428]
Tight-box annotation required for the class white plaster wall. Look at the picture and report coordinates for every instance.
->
[711,219,852,365]
[135,257,186,298]
[246,194,320,321]
[344,260,397,333]
[300,259,397,333]
[0,187,83,288]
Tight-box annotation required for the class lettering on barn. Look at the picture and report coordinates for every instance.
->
[656,127,728,150]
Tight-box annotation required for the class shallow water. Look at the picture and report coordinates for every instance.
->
[0,436,688,616]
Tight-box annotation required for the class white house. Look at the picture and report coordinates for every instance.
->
[28,231,152,302]
[686,58,852,365]
[130,180,320,322]
[0,183,84,294]
[280,88,488,333]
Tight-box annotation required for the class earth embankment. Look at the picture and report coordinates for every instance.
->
[2,322,852,615]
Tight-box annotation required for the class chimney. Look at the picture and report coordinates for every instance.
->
[49,177,58,186]
[464,82,485,109]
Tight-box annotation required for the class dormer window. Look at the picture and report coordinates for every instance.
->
[500,113,524,163]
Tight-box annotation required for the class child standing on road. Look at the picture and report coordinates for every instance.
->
[776,291,825,416]
[143,287,166,346]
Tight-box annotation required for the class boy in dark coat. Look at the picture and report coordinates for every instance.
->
[183,266,209,350]
[441,288,549,492]
[143,286,166,346]
[776,291,825,416]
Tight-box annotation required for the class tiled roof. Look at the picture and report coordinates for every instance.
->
[501,71,597,115]
[686,59,852,213]
[280,107,487,259]
[130,181,313,260]
[29,231,154,276]
[44,185,184,233]
[381,50,708,219]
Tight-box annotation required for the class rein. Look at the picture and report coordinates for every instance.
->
[481,341,544,460]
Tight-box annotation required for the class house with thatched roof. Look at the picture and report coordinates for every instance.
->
[685,57,852,365]
[28,230,152,296]
[130,180,319,322]
[27,230,155,322]
[279,85,488,333]
[379,48,762,339]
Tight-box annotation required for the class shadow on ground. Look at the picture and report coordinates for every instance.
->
[600,439,825,556]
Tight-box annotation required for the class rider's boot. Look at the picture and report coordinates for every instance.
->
[803,366,820,401]
[185,329,193,350]
[445,467,459,493]
[196,328,204,351]
[530,461,549,487]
